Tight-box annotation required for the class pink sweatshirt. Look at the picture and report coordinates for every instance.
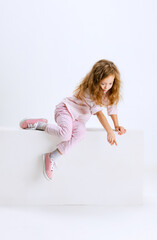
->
[61,89,118,124]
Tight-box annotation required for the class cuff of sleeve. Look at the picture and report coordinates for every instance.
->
[107,105,118,115]
[92,107,103,115]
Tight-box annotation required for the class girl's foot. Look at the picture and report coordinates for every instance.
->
[20,118,48,130]
[43,153,57,181]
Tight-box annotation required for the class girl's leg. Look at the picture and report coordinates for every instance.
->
[45,103,73,142]
[57,119,86,154]
[43,120,86,181]
[45,102,86,154]
[43,104,74,181]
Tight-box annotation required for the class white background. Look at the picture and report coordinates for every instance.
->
[0,0,156,165]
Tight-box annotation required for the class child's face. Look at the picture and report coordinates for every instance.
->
[99,75,115,93]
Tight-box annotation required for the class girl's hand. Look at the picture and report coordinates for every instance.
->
[115,126,126,135]
[107,130,117,146]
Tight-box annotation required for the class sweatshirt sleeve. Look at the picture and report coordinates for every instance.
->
[107,104,118,115]
[90,104,103,115]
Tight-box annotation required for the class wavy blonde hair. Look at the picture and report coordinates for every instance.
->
[73,59,121,106]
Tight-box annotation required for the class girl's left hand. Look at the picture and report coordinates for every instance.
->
[115,126,126,135]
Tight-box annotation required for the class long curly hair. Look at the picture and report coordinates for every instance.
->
[73,59,121,106]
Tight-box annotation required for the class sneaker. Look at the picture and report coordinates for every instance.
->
[20,118,48,129]
[43,153,57,181]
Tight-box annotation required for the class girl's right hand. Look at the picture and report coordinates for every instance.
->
[107,130,117,146]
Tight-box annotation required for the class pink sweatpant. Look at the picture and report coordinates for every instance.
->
[45,102,86,154]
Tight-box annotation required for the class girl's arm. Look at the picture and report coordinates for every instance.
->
[110,114,119,128]
[96,111,113,133]
[95,111,117,146]
[110,114,126,135]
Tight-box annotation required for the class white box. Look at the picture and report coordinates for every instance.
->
[0,128,144,206]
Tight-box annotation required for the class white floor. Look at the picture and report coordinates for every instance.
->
[0,166,157,240]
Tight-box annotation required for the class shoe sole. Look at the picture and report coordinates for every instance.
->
[20,118,48,129]
[43,154,53,182]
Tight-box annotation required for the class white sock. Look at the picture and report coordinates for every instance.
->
[50,149,62,161]
[36,122,47,131]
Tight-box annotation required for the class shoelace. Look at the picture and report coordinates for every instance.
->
[50,159,57,171]
[27,123,38,129]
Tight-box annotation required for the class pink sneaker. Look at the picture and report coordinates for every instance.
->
[20,118,48,129]
[43,153,56,181]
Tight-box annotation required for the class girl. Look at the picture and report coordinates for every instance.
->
[20,59,126,181]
